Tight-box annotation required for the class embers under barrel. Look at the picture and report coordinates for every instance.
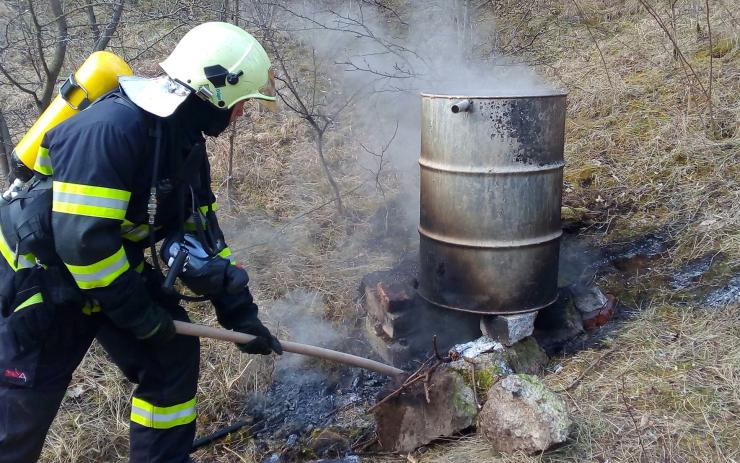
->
[417,92,566,314]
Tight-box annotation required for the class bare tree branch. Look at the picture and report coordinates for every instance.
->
[39,0,68,111]
[86,3,101,43]
[570,0,613,92]
[94,0,124,52]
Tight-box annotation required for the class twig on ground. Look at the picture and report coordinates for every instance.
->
[620,374,647,461]
[463,357,481,410]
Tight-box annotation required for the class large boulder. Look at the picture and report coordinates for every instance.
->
[374,370,477,453]
[478,374,571,454]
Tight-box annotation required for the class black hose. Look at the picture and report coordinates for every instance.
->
[190,419,253,453]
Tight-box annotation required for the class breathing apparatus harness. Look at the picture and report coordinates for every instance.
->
[147,116,246,302]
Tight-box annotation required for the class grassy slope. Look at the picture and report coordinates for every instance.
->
[37,0,738,461]
[421,1,739,462]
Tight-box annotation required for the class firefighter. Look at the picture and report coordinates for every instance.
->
[0,22,281,463]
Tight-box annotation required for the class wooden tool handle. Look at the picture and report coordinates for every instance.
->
[174,321,405,377]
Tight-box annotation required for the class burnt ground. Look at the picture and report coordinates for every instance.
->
[207,230,739,462]
[234,340,390,461]
[541,231,740,356]
[247,366,386,440]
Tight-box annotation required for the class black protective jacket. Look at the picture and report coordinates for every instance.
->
[31,91,253,333]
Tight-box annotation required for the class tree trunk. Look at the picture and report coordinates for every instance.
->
[94,0,125,52]
[0,110,14,186]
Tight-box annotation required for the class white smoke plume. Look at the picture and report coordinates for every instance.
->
[272,0,556,226]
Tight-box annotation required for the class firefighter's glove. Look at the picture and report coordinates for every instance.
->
[135,303,176,346]
[232,316,282,356]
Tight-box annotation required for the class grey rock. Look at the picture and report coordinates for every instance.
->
[569,283,607,314]
[480,313,537,346]
[479,374,571,454]
[450,336,503,358]
[374,370,477,453]
[505,337,549,375]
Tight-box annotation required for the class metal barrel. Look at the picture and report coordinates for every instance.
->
[418,92,566,314]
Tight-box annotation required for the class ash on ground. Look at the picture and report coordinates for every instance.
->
[247,368,387,444]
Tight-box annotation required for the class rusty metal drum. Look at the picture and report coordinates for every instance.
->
[418,92,566,314]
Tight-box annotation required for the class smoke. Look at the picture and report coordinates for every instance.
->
[266,288,343,369]
[223,2,561,363]
[275,0,556,232]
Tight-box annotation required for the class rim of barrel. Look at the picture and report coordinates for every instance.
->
[420,91,568,99]
[416,290,560,314]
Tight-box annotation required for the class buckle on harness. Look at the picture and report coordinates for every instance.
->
[59,73,91,111]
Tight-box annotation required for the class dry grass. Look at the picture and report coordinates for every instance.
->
[418,302,740,463]
[411,1,740,462]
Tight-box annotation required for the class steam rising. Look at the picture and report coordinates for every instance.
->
[279,0,557,226]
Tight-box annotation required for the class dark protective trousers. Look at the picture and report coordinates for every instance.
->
[0,270,200,463]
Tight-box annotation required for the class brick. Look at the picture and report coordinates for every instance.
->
[480,313,537,347]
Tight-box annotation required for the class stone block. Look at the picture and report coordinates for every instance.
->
[363,316,413,367]
[374,370,477,453]
[361,270,418,341]
[480,312,536,346]
[479,374,571,454]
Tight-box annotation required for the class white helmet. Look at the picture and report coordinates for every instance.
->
[120,22,276,117]
[161,22,276,110]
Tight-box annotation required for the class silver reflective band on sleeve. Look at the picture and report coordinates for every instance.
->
[54,191,129,211]
[65,247,130,289]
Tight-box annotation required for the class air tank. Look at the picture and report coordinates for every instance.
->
[10,51,132,180]
[418,92,566,314]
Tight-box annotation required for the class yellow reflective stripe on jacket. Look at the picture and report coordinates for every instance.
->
[130,397,197,429]
[217,246,237,265]
[198,202,218,215]
[121,221,150,242]
[65,246,130,289]
[185,203,218,231]
[81,301,102,315]
[52,181,130,220]
[0,230,35,271]
[33,146,53,176]
[14,292,43,312]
